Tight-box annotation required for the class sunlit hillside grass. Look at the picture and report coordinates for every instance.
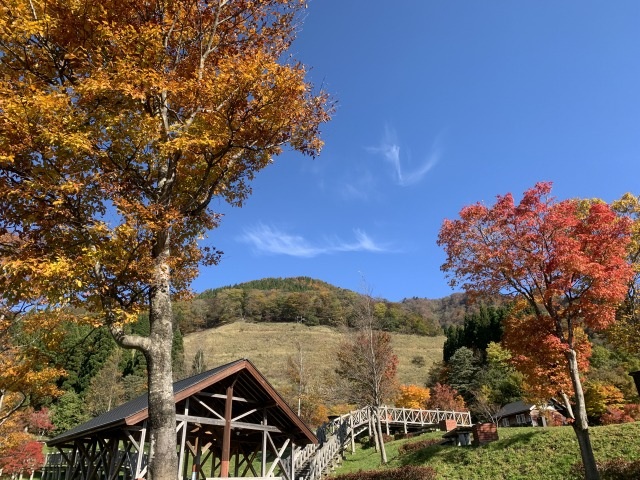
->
[182,321,445,391]
[330,423,640,480]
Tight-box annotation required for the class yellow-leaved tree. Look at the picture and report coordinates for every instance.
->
[609,193,640,354]
[0,1,332,479]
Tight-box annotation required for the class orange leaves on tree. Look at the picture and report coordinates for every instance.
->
[608,193,640,354]
[0,406,49,475]
[438,182,632,383]
[425,383,466,412]
[438,182,633,478]
[502,302,591,400]
[1,309,65,426]
[395,384,430,410]
[1,2,332,476]
[0,437,45,475]
[0,0,333,326]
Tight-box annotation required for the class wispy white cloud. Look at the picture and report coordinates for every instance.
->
[341,170,376,200]
[239,224,389,258]
[368,125,442,186]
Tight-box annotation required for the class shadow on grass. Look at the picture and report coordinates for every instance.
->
[398,431,539,466]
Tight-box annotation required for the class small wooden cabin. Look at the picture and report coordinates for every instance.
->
[495,400,566,427]
[45,359,317,480]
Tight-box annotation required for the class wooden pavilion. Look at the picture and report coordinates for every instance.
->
[45,359,317,480]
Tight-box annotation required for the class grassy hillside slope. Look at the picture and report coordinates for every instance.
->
[332,423,640,480]
[183,322,445,390]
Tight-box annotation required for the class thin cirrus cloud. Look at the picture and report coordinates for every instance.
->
[368,126,442,186]
[341,169,376,200]
[239,224,389,258]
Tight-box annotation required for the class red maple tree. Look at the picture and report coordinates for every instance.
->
[438,182,632,480]
[425,383,466,411]
[0,438,45,475]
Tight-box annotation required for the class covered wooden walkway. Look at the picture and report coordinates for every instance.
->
[43,359,471,480]
[44,359,316,480]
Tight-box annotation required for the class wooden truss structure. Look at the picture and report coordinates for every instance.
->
[45,359,317,480]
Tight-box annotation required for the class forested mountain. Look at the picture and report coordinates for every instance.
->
[175,276,496,336]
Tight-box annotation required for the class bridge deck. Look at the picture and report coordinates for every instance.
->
[297,405,471,480]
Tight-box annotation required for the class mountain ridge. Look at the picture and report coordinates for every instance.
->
[177,276,503,336]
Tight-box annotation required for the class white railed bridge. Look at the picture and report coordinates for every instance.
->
[292,405,472,480]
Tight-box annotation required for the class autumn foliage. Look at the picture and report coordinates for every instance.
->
[0,439,45,475]
[395,384,431,410]
[425,383,466,412]
[0,406,51,476]
[502,301,592,399]
[336,330,399,407]
[438,182,632,480]
[333,466,437,480]
[0,1,331,478]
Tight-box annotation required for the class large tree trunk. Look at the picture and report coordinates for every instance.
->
[565,349,599,480]
[146,232,178,480]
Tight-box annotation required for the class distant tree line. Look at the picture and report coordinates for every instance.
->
[431,304,640,428]
[181,277,443,336]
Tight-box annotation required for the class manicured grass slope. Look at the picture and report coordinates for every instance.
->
[331,423,640,480]
[183,322,444,390]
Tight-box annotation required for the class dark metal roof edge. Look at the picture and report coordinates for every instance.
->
[243,358,318,444]
[48,358,318,446]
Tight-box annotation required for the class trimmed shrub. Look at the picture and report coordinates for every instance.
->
[360,434,394,448]
[333,465,437,480]
[399,438,442,455]
[571,458,640,480]
[394,432,415,440]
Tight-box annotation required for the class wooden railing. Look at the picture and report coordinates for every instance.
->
[294,405,471,480]
[40,406,470,480]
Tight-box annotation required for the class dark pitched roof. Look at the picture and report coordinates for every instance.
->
[495,400,535,418]
[48,358,316,446]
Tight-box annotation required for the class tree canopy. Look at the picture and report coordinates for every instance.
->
[0,1,331,478]
[438,182,632,480]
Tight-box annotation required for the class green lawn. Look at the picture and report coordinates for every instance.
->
[330,423,640,480]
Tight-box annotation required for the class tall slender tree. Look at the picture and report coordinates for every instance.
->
[0,1,331,479]
[438,182,632,480]
[336,292,398,464]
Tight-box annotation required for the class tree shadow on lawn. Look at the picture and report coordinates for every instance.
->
[398,431,539,466]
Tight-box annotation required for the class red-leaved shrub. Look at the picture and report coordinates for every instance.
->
[572,458,640,480]
[0,440,46,475]
[399,438,442,455]
[333,465,437,480]
[601,407,634,425]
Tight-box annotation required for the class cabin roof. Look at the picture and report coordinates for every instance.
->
[495,400,536,418]
[48,358,317,447]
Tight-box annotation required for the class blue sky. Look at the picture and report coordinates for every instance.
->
[192,1,640,302]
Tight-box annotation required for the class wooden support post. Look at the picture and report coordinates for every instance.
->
[234,444,239,477]
[385,406,390,436]
[403,407,408,434]
[191,437,200,480]
[178,399,189,480]
[136,421,147,479]
[350,415,355,454]
[290,441,296,480]
[261,410,267,477]
[220,386,233,477]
